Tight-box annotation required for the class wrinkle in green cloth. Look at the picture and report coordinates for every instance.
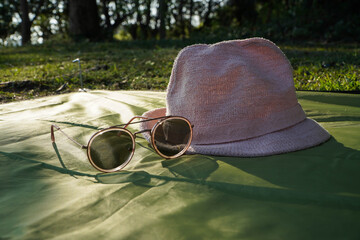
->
[0,90,359,240]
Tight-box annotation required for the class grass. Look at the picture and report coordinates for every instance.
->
[0,39,359,103]
[283,44,360,92]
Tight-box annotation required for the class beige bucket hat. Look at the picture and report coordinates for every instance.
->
[140,38,330,157]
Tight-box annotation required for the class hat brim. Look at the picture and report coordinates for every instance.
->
[140,108,330,157]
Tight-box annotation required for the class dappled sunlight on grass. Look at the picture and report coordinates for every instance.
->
[0,40,359,102]
[281,43,360,92]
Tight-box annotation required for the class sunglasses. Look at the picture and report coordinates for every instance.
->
[50,116,193,173]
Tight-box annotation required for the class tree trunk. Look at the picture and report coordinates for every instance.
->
[132,0,141,40]
[69,0,101,40]
[158,0,167,39]
[102,0,111,28]
[203,0,213,27]
[178,0,185,37]
[20,0,31,45]
[141,0,152,39]
[189,0,194,31]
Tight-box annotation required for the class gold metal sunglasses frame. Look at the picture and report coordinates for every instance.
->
[51,116,193,173]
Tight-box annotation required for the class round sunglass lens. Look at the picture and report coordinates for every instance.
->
[153,118,191,157]
[89,129,134,171]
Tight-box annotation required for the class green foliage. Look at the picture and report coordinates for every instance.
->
[2,0,360,46]
[114,29,133,41]
[204,0,360,42]
[0,40,359,103]
[284,43,360,91]
[0,1,17,39]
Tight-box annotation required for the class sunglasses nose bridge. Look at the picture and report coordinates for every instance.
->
[133,129,151,139]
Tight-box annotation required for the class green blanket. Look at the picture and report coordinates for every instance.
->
[1,90,359,240]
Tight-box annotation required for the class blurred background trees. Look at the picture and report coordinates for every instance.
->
[0,0,359,46]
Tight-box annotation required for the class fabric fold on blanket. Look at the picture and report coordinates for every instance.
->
[0,90,359,240]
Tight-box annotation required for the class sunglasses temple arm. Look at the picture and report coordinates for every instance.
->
[51,124,87,149]
[122,116,149,129]
[120,115,173,129]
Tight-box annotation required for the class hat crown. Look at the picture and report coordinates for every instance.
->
[166,38,306,144]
